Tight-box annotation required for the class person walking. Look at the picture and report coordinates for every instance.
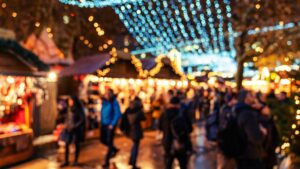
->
[60,96,86,167]
[259,105,279,169]
[199,89,210,120]
[100,89,122,168]
[217,94,237,169]
[159,96,193,169]
[121,97,146,169]
[235,90,266,169]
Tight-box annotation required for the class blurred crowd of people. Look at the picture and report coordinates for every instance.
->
[57,84,290,169]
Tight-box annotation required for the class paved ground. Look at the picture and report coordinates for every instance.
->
[10,125,219,169]
[9,125,295,169]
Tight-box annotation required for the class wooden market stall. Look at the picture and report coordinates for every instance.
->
[58,50,145,138]
[0,38,49,167]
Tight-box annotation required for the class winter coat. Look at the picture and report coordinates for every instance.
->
[63,104,86,143]
[65,105,85,132]
[159,107,193,153]
[124,108,146,141]
[100,97,122,127]
[259,115,279,167]
[200,97,210,117]
[235,102,264,159]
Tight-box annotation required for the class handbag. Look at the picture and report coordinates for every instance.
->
[59,129,71,143]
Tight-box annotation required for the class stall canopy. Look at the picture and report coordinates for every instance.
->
[60,51,143,79]
[0,39,49,76]
[142,56,184,80]
[59,53,110,77]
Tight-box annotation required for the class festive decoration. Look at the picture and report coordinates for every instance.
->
[59,0,140,8]
[131,55,148,78]
[96,48,118,77]
[0,39,49,71]
[145,55,185,79]
[96,50,145,78]
[114,0,236,60]
[267,92,300,155]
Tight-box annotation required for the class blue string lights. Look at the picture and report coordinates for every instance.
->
[58,0,139,8]
[114,0,236,62]
[59,0,237,71]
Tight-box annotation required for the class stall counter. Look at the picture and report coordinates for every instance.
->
[0,130,33,167]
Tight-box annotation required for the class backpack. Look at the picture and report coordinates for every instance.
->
[217,107,247,158]
[170,109,189,151]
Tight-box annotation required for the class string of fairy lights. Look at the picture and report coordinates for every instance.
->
[113,0,236,58]
[96,49,185,79]
[0,1,116,55]
[58,0,140,8]
[281,95,300,152]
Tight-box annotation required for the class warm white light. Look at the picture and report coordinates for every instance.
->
[177,81,183,87]
[261,67,270,79]
[7,76,15,84]
[48,72,57,82]
[114,79,121,85]
[148,79,155,86]
[129,78,134,84]
[170,80,176,86]
[280,79,291,85]
[183,80,188,87]
[136,79,142,85]
[275,65,291,72]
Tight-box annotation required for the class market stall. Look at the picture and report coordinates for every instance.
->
[58,50,145,137]
[0,38,49,167]
[59,52,188,132]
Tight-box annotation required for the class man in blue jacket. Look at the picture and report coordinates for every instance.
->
[100,88,121,168]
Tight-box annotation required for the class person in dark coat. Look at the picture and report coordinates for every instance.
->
[123,97,146,169]
[61,96,86,167]
[235,90,266,169]
[100,89,122,168]
[159,96,193,169]
[200,90,210,120]
[259,105,279,169]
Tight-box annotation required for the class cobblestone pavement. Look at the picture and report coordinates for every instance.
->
[11,126,216,169]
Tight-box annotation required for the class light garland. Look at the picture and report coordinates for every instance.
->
[96,49,148,78]
[58,0,140,8]
[131,55,148,78]
[96,48,118,77]
[114,0,236,60]
[147,55,185,79]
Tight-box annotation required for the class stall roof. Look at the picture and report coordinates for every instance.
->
[99,51,141,78]
[141,57,156,71]
[23,29,73,66]
[0,39,49,76]
[141,56,184,79]
[59,53,110,77]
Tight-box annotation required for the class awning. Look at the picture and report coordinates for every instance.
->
[0,39,49,76]
[59,53,110,77]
